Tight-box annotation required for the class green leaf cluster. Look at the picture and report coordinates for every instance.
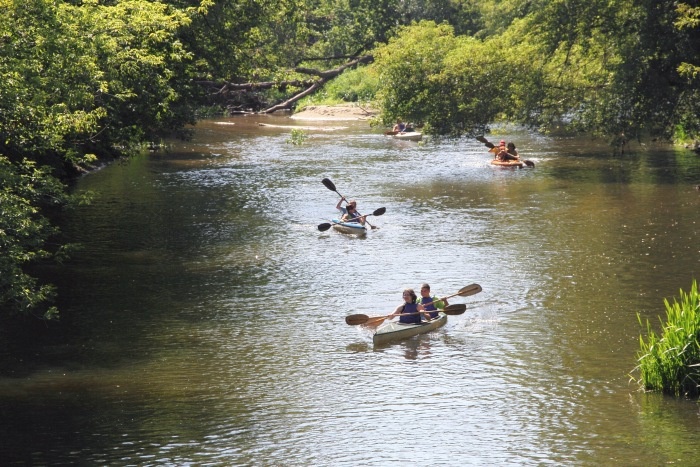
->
[635,281,700,398]
[1,0,196,165]
[369,0,700,139]
[0,0,195,319]
[0,157,86,319]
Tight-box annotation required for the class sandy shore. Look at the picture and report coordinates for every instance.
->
[290,103,378,121]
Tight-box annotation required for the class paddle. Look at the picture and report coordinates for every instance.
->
[476,136,535,167]
[345,283,482,326]
[322,178,380,229]
[345,304,468,326]
[317,207,386,232]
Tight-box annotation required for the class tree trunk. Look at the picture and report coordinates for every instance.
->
[200,55,373,113]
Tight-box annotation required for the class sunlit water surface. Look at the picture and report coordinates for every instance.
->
[1,116,700,465]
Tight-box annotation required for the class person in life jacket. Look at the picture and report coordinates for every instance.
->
[336,197,367,224]
[417,283,448,320]
[388,289,432,324]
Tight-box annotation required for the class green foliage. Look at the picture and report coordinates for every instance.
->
[72,0,197,146]
[0,157,85,319]
[287,129,307,145]
[373,21,531,135]
[675,4,700,84]
[298,66,379,106]
[369,0,700,139]
[1,0,104,163]
[0,0,197,166]
[502,0,700,139]
[373,22,461,134]
[0,0,192,321]
[634,281,700,398]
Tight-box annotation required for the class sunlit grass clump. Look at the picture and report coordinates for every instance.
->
[635,280,700,398]
[287,129,307,145]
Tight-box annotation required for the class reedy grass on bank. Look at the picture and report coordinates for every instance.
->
[634,280,700,398]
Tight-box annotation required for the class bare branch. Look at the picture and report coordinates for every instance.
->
[263,80,326,113]
[198,55,374,112]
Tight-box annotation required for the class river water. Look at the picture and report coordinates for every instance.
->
[1,115,700,465]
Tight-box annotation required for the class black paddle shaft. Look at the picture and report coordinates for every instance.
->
[317,207,385,231]
[321,178,379,229]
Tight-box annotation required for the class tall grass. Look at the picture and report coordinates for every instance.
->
[634,280,700,398]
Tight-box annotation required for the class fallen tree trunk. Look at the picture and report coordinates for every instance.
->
[195,79,317,95]
[262,55,372,113]
[263,80,326,113]
[199,55,373,113]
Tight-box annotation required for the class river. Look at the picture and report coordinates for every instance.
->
[1,115,699,465]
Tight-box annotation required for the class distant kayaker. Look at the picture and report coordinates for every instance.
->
[492,140,519,161]
[418,283,449,320]
[392,118,406,133]
[336,197,367,225]
[507,142,519,159]
[388,289,431,324]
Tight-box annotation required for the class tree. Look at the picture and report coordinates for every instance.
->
[481,0,700,141]
[372,21,535,135]
[372,0,700,141]
[0,0,196,319]
[0,157,83,319]
[0,0,196,169]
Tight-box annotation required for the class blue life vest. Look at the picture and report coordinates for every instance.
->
[420,296,440,319]
[399,302,422,324]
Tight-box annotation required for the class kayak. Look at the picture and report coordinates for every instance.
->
[331,218,367,236]
[491,159,524,168]
[391,132,422,142]
[373,312,447,345]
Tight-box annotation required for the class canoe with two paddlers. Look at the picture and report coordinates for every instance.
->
[343,284,483,344]
[477,136,535,168]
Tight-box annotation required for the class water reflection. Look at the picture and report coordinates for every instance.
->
[373,332,438,360]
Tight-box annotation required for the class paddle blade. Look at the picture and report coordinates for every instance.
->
[321,178,336,192]
[524,160,535,168]
[476,136,489,144]
[363,316,387,327]
[372,207,386,216]
[457,283,482,297]
[345,314,370,325]
[484,142,495,149]
[442,304,467,315]
[318,223,332,232]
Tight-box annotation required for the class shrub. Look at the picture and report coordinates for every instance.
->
[634,280,700,398]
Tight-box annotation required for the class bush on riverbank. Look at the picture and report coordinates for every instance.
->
[296,66,379,108]
[635,281,700,398]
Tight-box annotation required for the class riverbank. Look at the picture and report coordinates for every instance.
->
[290,103,378,121]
